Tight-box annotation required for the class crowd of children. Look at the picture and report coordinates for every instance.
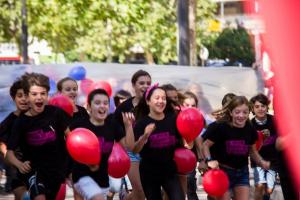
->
[0,69,297,200]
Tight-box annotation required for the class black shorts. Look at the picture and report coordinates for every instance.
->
[18,170,64,200]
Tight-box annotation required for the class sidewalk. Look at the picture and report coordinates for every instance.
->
[0,169,284,200]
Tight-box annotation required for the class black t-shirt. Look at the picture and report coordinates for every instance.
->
[70,114,125,188]
[201,121,220,161]
[134,113,182,176]
[204,121,257,169]
[114,97,135,129]
[7,105,70,180]
[0,112,18,144]
[69,105,89,128]
[251,114,279,169]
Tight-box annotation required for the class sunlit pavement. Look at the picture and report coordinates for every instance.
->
[0,170,284,200]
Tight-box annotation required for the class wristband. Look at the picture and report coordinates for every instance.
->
[205,157,213,163]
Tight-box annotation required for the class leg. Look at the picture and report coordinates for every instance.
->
[125,161,145,200]
[232,186,250,200]
[253,167,266,200]
[140,169,162,200]
[264,169,277,200]
[13,186,27,200]
[162,174,185,200]
[187,170,199,200]
[178,174,187,199]
[254,184,265,200]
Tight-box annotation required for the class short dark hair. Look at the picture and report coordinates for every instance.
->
[131,70,151,85]
[57,77,77,92]
[21,72,50,94]
[87,89,109,106]
[221,93,236,107]
[9,79,23,99]
[250,93,270,106]
[113,89,132,107]
[161,84,177,92]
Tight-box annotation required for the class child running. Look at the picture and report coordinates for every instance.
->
[70,89,135,200]
[0,79,29,200]
[6,72,71,200]
[133,84,184,200]
[202,96,270,200]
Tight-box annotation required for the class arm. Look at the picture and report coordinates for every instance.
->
[202,139,219,169]
[133,123,155,153]
[5,150,31,174]
[64,127,71,137]
[195,136,208,174]
[249,144,270,170]
[119,112,135,151]
[194,137,204,159]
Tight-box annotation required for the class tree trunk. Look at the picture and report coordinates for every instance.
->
[189,0,197,66]
[145,51,154,64]
[21,0,29,64]
[177,0,190,66]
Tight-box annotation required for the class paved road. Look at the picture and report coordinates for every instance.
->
[0,176,284,200]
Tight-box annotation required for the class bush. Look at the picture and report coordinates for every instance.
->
[205,27,255,66]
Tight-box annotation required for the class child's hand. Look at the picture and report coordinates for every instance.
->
[143,123,156,141]
[262,129,270,139]
[87,164,99,172]
[122,112,135,127]
[18,161,31,174]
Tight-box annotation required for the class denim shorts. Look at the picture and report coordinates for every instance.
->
[220,165,250,189]
[253,167,277,189]
[127,150,141,162]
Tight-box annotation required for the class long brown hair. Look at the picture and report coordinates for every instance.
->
[217,96,250,124]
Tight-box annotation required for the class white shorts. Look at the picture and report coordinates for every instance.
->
[74,176,109,200]
[109,175,132,193]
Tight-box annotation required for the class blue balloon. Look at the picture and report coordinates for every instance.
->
[49,79,56,96]
[68,66,86,80]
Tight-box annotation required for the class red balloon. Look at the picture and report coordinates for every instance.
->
[48,94,74,116]
[173,148,197,174]
[203,169,229,197]
[260,0,300,187]
[66,128,101,165]
[80,78,94,95]
[108,143,130,178]
[255,130,264,150]
[89,80,112,97]
[176,108,205,142]
[55,183,66,200]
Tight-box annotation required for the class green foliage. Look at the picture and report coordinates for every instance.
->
[0,1,21,44]
[204,27,255,66]
[0,0,217,64]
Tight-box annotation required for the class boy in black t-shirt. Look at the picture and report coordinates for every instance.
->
[250,94,279,200]
[0,79,28,199]
[6,73,71,200]
[70,89,135,200]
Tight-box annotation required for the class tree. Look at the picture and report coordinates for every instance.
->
[215,27,255,66]
[0,0,217,64]
[0,1,22,45]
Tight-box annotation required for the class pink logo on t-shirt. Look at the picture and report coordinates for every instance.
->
[225,140,249,155]
[148,132,176,149]
[263,135,277,146]
[26,129,56,146]
[98,137,114,154]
